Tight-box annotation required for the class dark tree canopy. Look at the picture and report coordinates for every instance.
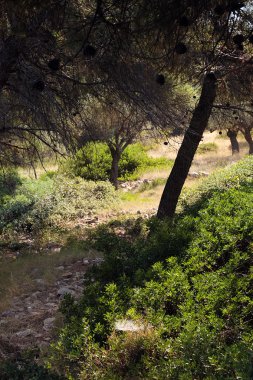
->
[1,0,253,215]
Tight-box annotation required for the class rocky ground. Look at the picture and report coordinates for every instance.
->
[0,256,103,360]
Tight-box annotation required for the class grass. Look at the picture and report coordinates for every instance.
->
[197,142,218,154]
[138,178,166,192]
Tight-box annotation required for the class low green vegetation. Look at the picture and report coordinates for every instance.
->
[38,156,253,379]
[0,170,21,202]
[0,173,117,236]
[181,155,253,215]
[1,157,253,379]
[197,142,218,154]
[71,142,173,181]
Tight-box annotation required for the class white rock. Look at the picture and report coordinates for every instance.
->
[16,329,34,338]
[189,172,199,178]
[57,287,75,297]
[35,278,45,285]
[52,247,61,253]
[115,319,151,332]
[43,317,56,330]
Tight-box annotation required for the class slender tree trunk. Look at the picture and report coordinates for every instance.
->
[110,149,121,189]
[243,127,253,154]
[227,129,239,154]
[157,73,217,219]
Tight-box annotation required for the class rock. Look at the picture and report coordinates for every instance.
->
[52,247,61,253]
[43,317,56,330]
[30,291,42,299]
[62,272,73,278]
[91,258,104,265]
[45,302,58,309]
[188,171,199,178]
[114,319,151,332]
[56,266,64,271]
[199,171,209,176]
[1,310,16,318]
[57,287,75,297]
[35,278,45,285]
[82,259,89,265]
[34,333,43,338]
[16,329,34,338]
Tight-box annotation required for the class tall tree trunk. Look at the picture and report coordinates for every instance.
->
[157,73,217,219]
[227,129,239,154]
[243,127,253,154]
[110,149,121,189]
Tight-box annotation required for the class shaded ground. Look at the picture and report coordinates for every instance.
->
[0,254,103,358]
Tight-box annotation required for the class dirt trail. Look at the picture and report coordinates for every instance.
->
[0,256,103,359]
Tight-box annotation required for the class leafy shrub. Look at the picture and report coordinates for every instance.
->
[0,175,117,232]
[0,356,62,380]
[0,169,21,203]
[181,155,253,215]
[73,142,112,181]
[71,142,172,182]
[48,158,253,379]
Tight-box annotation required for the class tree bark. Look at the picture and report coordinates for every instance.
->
[157,73,217,219]
[109,149,121,189]
[243,127,253,154]
[227,129,239,154]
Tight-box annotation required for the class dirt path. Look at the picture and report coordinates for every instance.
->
[0,256,103,359]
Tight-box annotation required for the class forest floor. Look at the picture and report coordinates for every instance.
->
[0,131,249,357]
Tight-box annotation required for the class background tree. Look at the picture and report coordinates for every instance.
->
[77,76,189,188]
[1,0,252,218]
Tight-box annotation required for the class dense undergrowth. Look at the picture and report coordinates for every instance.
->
[0,172,117,235]
[1,157,253,379]
[71,142,172,181]
[46,156,253,379]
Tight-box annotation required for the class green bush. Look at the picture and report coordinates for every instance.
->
[0,169,21,203]
[0,355,63,380]
[0,175,117,232]
[48,158,253,379]
[73,142,112,181]
[181,155,253,215]
[71,142,172,182]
